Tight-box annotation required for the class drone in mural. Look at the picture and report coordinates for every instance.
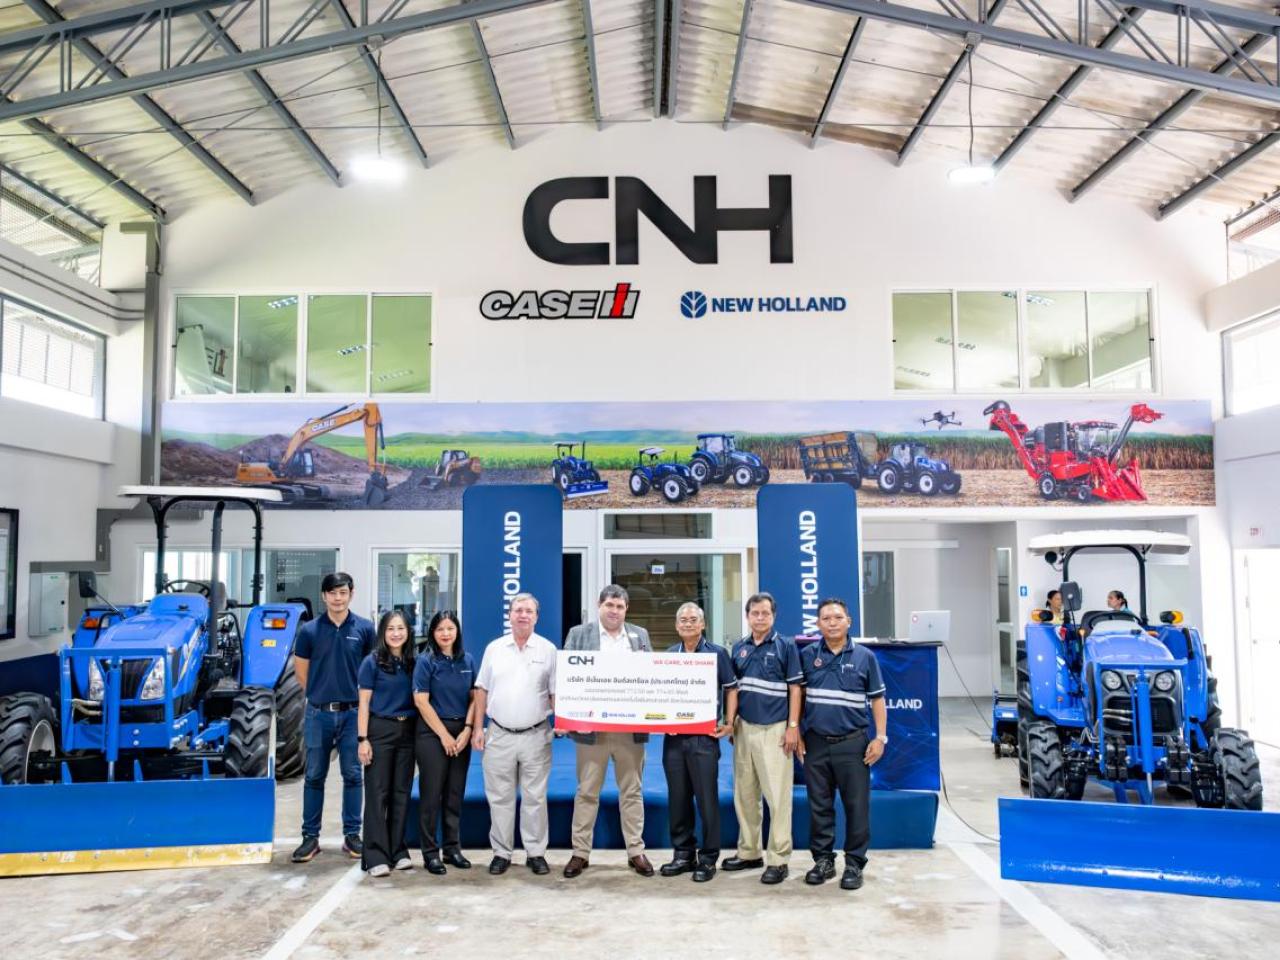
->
[919,410,962,430]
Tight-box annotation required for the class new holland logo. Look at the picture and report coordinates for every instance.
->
[481,284,640,320]
[678,289,847,317]
[680,291,708,319]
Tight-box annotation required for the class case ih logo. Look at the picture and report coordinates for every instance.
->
[481,284,639,320]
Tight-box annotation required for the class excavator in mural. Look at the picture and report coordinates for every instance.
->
[234,402,390,506]
[984,399,1163,502]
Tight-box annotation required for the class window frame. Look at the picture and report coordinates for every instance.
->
[890,284,1160,396]
[0,293,107,419]
[168,289,435,402]
[1222,309,1280,417]
[0,508,16,641]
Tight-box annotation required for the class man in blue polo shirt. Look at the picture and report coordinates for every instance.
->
[798,597,887,891]
[723,592,804,885]
[291,572,377,864]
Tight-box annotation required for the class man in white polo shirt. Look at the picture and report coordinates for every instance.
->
[472,592,557,876]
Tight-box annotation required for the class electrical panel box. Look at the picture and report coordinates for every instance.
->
[28,572,68,637]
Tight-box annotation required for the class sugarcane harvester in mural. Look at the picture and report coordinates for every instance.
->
[984,399,1163,502]
[235,402,390,506]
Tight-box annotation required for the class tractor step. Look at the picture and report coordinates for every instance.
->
[1000,797,1280,901]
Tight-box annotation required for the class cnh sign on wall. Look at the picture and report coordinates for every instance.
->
[523,175,794,265]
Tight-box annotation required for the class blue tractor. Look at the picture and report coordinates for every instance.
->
[0,487,307,873]
[687,433,769,487]
[551,441,601,492]
[874,441,960,496]
[1017,531,1261,809]
[630,447,700,503]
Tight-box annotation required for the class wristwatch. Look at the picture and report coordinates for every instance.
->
[357,735,368,743]
[787,721,799,729]
[876,734,889,744]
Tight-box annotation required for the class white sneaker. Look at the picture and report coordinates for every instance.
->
[368,864,391,878]
[395,858,414,871]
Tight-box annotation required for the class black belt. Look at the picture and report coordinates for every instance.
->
[491,719,547,734]
[372,713,412,722]
[437,716,467,722]
[811,730,865,744]
[313,701,356,712]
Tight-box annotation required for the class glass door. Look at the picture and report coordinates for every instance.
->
[374,551,460,640]
[861,551,894,639]
[995,546,1015,693]
[1241,549,1280,742]
[606,551,744,649]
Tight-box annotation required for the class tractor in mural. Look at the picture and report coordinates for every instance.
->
[630,448,700,503]
[687,433,769,487]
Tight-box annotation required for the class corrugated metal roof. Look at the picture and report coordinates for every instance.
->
[4,0,1280,270]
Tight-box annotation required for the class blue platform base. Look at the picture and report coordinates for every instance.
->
[1000,797,1280,902]
[406,736,937,852]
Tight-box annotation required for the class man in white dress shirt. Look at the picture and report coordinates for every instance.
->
[472,592,557,876]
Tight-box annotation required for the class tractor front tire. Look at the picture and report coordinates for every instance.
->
[1037,473,1060,500]
[274,658,306,781]
[917,469,938,496]
[690,460,710,485]
[941,474,961,495]
[756,466,770,485]
[225,689,276,779]
[0,693,56,785]
[1016,719,1030,790]
[661,477,685,503]
[876,463,902,494]
[629,471,650,496]
[1215,728,1263,810]
[558,471,570,492]
[732,465,755,487]
[1025,719,1068,799]
[587,469,601,483]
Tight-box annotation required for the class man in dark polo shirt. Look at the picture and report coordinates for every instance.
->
[798,597,887,891]
[291,572,377,863]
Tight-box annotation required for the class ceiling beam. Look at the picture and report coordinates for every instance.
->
[1157,130,1280,219]
[811,17,867,146]
[0,163,105,229]
[668,0,684,117]
[582,0,603,131]
[653,0,666,118]
[722,0,755,129]
[470,21,515,148]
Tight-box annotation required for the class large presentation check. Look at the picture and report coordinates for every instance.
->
[554,650,718,735]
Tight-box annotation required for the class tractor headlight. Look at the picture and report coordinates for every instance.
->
[87,660,104,700]
[1101,670,1123,691]
[139,659,167,700]
[1153,671,1177,693]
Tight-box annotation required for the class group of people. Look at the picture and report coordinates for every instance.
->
[1044,587,1130,624]
[290,575,887,892]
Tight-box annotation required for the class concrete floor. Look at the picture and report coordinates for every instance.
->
[6,701,1280,960]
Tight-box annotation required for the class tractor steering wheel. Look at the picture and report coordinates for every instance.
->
[1080,609,1143,633]
[161,579,212,598]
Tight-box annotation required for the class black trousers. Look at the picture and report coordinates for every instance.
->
[662,734,722,862]
[362,716,415,870]
[803,729,872,868]
[415,717,471,856]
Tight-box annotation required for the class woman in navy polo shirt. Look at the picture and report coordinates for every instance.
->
[413,610,477,874]
[357,610,417,877]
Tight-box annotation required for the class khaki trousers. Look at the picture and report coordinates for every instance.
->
[571,733,647,859]
[732,719,794,866]
[482,724,552,859]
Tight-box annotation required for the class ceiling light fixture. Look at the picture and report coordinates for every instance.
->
[352,39,406,185]
[949,45,995,185]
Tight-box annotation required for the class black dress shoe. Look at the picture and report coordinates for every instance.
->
[443,850,472,869]
[660,858,695,877]
[721,856,764,871]
[841,864,864,890]
[761,865,789,885]
[488,856,511,875]
[424,856,447,875]
[527,856,550,875]
[692,862,716,883]
[805,859,836,885]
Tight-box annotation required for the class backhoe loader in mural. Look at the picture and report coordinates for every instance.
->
[235,402,390,506]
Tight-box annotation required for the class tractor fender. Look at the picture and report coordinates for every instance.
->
[1024,623,1086,727]
[241,604,307,689]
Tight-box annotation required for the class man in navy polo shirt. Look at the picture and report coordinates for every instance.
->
[291,572,377,863]
[724,592,804,885]
[798,597,887,891]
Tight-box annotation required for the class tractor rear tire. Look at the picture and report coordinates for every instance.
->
[629,472,650,496]
[917,469,938,496]
[0,693,56,785]
[876,463,901,495]
[1215,728,1263,811]
[1025,720,1068,799]
[844,471,862,489]
[225,689,276,779]
[274,658,306,781]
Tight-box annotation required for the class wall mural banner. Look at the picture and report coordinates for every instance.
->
[160,396,1214,511]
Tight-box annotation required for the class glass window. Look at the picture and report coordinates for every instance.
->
[174,296,234,395]
[371,295,431,393]
[604,514,713,539]
[236,295,297,394]
[375,551,459,640]
[956,291,1019,390]
[608,552,742,648]
[893,292,954,390]
[1,297,105,417]
[141,549,240,600]
[307,295,367,393]
[1025,291,1089,389]
[0,509,15,640]
[1089,291,1152,391]
[247,548,340,615]
[861,551,894,639]
[1225,312,1280,415]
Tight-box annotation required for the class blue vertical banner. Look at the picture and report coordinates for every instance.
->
[757,483,860,637]
[869,643,941,791]
[461,485,563,660]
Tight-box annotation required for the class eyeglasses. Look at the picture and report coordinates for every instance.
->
[676,617,702,625]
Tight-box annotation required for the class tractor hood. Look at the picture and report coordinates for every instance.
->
[1085,631,1176,667]
[730,451,762,466]
[69,595,206,695]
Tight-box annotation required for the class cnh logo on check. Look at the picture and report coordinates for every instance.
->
[567,654,596,666]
